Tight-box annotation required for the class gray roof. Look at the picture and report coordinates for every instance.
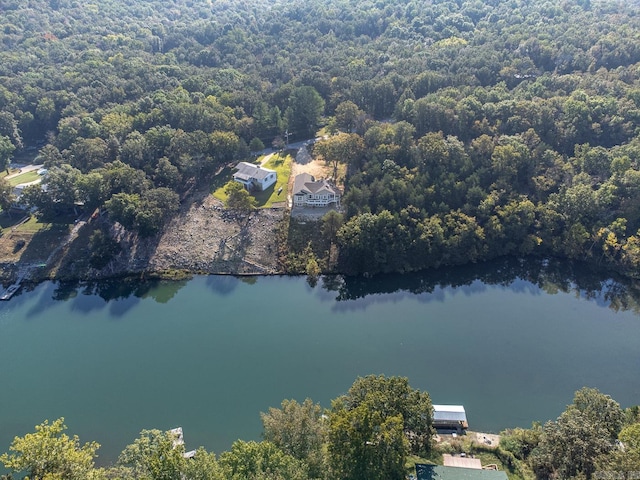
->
[433,405,467,423]
[416,465,507,480]
[233,162,276,182]
[293,173,337,196]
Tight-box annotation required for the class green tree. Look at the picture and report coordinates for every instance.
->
[0,112,22,149]
[105,192,141,230]
[183,448,225,480]
[38,144,64,169]
[100,111,133,142]
[77,171,109,209]
[530,388,623,480]
[340,375,434,456]
[249,137,265,152]
[321,210,344,244]
[531,408,612,480]
[329,401,407,480]
[499,425,543,460]
[35,97,57,127]
[0,177,14,212]
[135,187,180,236]
[334,101,363,133]
[153,156,182,189]
[210,131,240,164]
[43,164,82,215]
[120,131,151,169]
[20,183,53,214]
[0,135,15,172]
[67,137,109,172]
[572,387,624,439]
[598,422,640,473]
[306,254,321,287]
[88,228,121,269]
[286,86,325,137]
[272,136,285,152]
[315,133,365,180]
[118,429,186,480]
[225,181,257,212]
[0,418,99,480]
[104,161,151,195]
[219,441,308,480]
[261,398,327,479]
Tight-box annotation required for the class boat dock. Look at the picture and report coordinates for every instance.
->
[0,267,31,301]
[0,282,21,300]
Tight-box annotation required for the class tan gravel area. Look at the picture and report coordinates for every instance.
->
[148,194,284,275]
[290,146,332,179]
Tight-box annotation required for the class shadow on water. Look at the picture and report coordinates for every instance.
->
[11,256,640,317]
[204,274,242,295]
[318,257,640,314]
[17,276,190,319]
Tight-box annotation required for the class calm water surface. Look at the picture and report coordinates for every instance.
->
[1,260,639,465]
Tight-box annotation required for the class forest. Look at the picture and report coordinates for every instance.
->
[1,0,640,276]
[1,376,639,480]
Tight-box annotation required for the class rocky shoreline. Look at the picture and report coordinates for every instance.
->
[0,194,287,287]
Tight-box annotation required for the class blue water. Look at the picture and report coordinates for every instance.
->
[1,265,639,465]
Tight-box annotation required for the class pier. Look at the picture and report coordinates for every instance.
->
[0,265,38,301]
[0,282,21,300]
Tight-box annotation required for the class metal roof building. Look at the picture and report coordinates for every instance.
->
[433,405,468,432]
[416,465,507,480]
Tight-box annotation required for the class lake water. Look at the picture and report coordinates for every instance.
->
[1,258,639,465]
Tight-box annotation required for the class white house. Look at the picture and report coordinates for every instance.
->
[292,173,340,207]
[233,162,277,191]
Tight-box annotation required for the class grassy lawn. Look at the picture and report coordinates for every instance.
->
[0,214,74,234]
[0,214,72,264]
[8,171,41,186]
[0,214,30,230]
[406,453,440,469]
[0,168,20,179]
[212,153,293,208]
[253,152,292,206]
[16,215,58,233]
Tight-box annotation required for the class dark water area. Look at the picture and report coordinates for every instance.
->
[1,257,639,466]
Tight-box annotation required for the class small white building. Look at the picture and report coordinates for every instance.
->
[233,162,277,191]
[433,405,468,432]
[292,173,340,207]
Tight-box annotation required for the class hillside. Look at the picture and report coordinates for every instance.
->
[0,0,640,279]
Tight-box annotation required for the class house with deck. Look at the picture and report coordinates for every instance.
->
[292,173,340,207]
[233,162,277,191]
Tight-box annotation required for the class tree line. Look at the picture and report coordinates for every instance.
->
[2,378,638,480]
[0,375,434,480]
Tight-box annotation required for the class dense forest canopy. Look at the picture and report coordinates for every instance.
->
[1,0,640,274]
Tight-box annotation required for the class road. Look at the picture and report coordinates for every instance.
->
[5,163,44,180]
[255,135,327,157]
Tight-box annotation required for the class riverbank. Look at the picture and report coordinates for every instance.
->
[0,189,286,285]
[0,151,335,285]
